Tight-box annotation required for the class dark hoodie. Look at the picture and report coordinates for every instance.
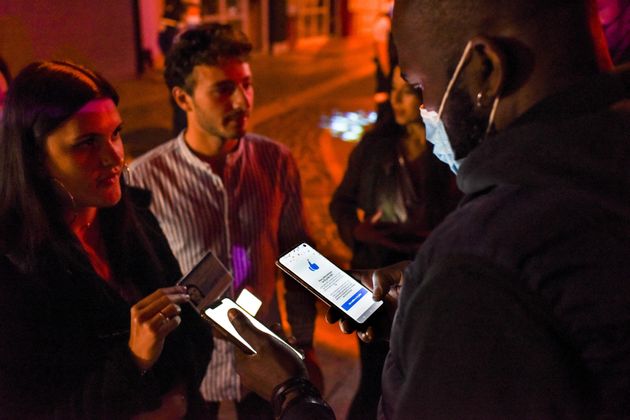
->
[381,67,630,419]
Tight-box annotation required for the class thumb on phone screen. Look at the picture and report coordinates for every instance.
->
[228,308,263,348]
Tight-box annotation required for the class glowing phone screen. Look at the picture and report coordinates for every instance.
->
[278,243,382,324]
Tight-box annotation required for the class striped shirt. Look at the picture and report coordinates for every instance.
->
[128,132,315,401]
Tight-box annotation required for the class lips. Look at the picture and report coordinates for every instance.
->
[229,116,247,124]
[225,110,250,123]
[96,168,121,187]
[394,110,407,119]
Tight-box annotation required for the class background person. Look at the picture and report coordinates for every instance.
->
[129,24,320,419]
[372,0,397,121]
[329,66,459,420]
[0,55,11,119]
[158,0,203,135]
[598,0,630,64]
[0,61,214,418]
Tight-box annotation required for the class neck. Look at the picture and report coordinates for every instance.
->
[184,129,240,178]
[67,207,98,236]
[494,62,604,132]
[405,122,426,140]
[184,125,240,159]
[493,9,612,131]
[402,122,427,160]
[67,206,111,281]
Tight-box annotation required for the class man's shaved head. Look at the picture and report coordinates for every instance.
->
[393,0,606,87]
[393,0,553,57]
[392,0,609,160]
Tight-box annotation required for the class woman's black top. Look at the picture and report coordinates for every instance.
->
[0,187,213,419]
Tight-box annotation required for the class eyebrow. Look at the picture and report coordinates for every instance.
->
[401,73,425,92]
[74,122,124,142]
[212,79,237,89]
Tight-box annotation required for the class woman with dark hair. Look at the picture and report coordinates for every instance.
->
[329,67,461,420]
[0,61,213,418]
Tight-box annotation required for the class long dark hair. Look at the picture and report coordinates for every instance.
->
[0,61,162,283]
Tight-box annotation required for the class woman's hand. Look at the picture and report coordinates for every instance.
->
[353,210,400,249]
[128,285,190,372]
[353,210,423,252]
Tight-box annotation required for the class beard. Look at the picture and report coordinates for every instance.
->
[440,83,490,160]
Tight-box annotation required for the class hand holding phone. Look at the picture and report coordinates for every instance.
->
[228,308,308,401]
[325,260,409,342]
[276,243,383,329]
[203,298,304,359]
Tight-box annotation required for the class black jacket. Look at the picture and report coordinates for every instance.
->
[382,67,630,418]
[0,187,213,419]
[284,67,630,419]
[330,128,458,269]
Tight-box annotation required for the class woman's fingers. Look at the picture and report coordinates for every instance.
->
[128,287,189,371]
[134,286,188,310]
[134,288,189,323]
[153,311,182,335]
[150,304,182,328]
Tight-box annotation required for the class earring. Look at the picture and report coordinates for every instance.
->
[51,178,78,222]
[476,92,484,108]
[122,163,131,184]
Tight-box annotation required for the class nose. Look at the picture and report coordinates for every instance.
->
[232,84,252,110]
[391,88,403,104]
[101,137,124,167]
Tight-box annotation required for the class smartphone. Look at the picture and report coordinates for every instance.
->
[177,251,232,313]
[276,243,383,325]
[235,288,262,316]
[203,298,304,359]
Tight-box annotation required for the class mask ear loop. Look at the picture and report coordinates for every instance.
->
[438,41,473,118]
[486,96,500,135]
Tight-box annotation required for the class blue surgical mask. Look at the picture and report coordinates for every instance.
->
[421,108,462,173]
[420,41,500,174]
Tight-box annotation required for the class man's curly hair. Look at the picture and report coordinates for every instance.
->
[164,23,252,93]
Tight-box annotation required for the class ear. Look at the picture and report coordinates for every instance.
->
[462,35,506,106]
[172,86,193,112]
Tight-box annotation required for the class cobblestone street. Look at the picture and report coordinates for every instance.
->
[113,36,378,418]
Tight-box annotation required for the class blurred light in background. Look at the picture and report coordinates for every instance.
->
[320,110,377,142]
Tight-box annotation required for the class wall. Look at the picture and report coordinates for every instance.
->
[0,0,138,81]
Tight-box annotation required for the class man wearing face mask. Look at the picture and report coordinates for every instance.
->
[224,0,630,418]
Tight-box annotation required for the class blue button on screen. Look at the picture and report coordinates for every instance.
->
[341,288,367,311]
